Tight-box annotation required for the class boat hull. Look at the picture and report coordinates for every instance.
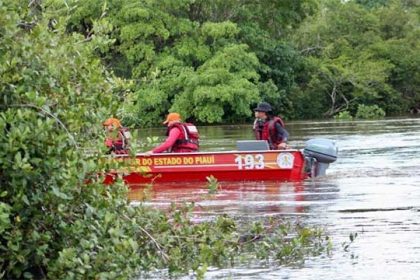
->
[104,150,308,186]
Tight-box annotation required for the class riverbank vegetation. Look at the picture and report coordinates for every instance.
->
[40,0,420,125]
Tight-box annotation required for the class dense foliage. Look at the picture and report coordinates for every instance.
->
[293,0,419,118]
[0,1,330,279]
[46,0,419,125]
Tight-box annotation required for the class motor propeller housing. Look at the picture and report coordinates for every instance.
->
[303,138,338,177]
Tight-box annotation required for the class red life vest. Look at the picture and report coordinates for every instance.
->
[261,117,285,150]
[166,123,199,152]
[105,127,130,154]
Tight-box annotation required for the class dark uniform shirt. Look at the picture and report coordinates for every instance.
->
[274,122,289,142]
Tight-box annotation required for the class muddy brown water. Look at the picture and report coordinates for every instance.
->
[132,117,420,279]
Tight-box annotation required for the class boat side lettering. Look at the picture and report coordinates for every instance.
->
[235,154,265,170]
[194,155,215,164]
[139,155,216,166]
[153,157,182,165]
[141,158,153,165]
[183,157,194,164]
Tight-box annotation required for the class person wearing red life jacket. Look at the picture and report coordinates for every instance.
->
[146,112,199,154]
[253,102,289,150]
[103,118,131,154]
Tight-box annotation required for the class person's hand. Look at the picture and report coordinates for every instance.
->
[144,151,154,156]
[105,139,113,148]
[277,142,289,150]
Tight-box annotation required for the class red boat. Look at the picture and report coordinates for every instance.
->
[103,139,338,186]
[104,149,307,186]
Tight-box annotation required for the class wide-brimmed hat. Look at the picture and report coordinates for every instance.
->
[254,102,272,112]
[163,112,181,124]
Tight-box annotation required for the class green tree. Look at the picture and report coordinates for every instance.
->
[0,1,142,278]
[35,0,419,123]
[107,0,262,125]
[53,0,321,125]
[372,1,420,112]
[290,0,419,117]
[171,44,260,123]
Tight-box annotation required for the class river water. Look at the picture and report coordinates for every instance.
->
[132,117,420,279]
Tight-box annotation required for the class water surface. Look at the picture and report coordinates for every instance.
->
[132,118,420,279]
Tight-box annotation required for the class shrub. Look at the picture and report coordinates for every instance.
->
[334,111,353,120]
[355,104,386,119]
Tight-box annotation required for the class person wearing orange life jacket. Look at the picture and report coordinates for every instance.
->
[253,102,289,150]
[103,118,131,154]
[146,112,199,154]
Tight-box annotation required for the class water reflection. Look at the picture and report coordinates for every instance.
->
[130,180,340,217]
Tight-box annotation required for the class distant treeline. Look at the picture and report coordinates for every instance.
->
[18,1,420,125]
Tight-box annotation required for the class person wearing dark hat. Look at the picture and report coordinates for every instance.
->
[253,102,289,150]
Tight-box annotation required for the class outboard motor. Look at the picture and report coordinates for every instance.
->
[303,138,338,177]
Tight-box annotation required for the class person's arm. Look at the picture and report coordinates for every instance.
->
[275,122,289,142]
[151,128,181,153]
[253,119,263,140]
